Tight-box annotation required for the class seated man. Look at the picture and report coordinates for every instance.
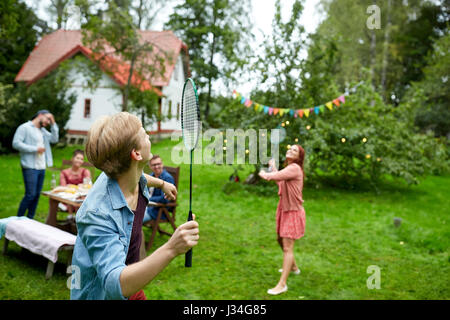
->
[143,155,175,224]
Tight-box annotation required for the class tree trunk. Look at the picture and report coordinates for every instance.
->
[123,51,138,112]
[51,0,69,29]
[370,0,377,92]
[137,0,144,29]
[204,9,218,120]
[205,34,216,119]
[381,0,391,100]
[369,1,377,107]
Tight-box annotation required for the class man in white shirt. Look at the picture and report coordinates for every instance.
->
[12,110,59,219]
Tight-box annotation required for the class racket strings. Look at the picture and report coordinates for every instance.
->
[182,81,200,150]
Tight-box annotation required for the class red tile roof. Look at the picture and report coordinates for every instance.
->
[15,29,190,96]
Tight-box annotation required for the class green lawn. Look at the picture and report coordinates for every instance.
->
[0,139,449,300]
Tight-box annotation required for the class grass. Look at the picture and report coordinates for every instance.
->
[0,139,449,300]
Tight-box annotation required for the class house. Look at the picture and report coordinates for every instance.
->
[15,29,189,144]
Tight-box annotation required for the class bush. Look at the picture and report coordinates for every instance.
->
[290,82,449,186]
[219,81,449,188]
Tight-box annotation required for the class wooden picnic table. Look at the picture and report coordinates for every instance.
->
[41,191,84,234]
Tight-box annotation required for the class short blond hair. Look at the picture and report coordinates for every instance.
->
[86,112,143,180]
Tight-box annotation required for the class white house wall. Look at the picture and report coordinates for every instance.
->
[158,54,185,132]
[65,55,185,135]
[65,63,123,132]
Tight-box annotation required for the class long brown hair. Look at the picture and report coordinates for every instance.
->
[285,144,306,178]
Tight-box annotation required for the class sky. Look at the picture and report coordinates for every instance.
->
[24,0,324,95]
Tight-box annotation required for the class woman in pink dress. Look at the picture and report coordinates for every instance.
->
[258,144,306,295]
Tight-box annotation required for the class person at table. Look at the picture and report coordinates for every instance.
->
[56,149,91,215]
[70,112,199,300]
[143,155,175,224]
[60,149,91,186]
[12,110,58,220]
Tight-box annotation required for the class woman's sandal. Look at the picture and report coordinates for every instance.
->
[267,285,288,295]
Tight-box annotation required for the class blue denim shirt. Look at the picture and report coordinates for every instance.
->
[70,172,150,300]
[12,121,59,168]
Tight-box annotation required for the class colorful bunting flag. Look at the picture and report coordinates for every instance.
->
[333,98,340,107]
[233,85,356,119]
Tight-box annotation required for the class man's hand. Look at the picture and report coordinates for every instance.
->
[37,147,45,154]
[166,215,199,256]
[162,181,177,200]
[48,113,55,125]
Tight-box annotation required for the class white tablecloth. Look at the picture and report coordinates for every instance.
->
[4,217,76,263]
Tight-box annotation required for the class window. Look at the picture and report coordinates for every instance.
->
[84,99,91,118]
[168,100,172,119]
[177,102,180,120]
[174,61,179,81]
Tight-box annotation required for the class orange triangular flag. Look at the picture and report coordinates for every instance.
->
[333,98,340,107]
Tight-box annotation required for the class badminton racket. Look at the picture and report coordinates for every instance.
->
[181,78,201,267]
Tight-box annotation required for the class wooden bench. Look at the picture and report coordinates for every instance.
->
[1,217,76,279]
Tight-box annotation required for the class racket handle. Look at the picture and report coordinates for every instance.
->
[185,248,192,268]
[185,210,193,267]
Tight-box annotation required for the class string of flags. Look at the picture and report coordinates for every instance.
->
[232,82,363,118]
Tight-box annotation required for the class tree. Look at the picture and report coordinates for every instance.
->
[393,0,449,102]
[403,33,450,138]
[166,0,253,121]
[0,0,75,153]
[0,0,50,84]
[131,0,166,29]
[76,0,169,122]
[217,0,448,188]
[217,0,313,177]
[47,0,72,29]
[314,0,448,104]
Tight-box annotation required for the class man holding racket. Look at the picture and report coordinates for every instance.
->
[70,112,199,300]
